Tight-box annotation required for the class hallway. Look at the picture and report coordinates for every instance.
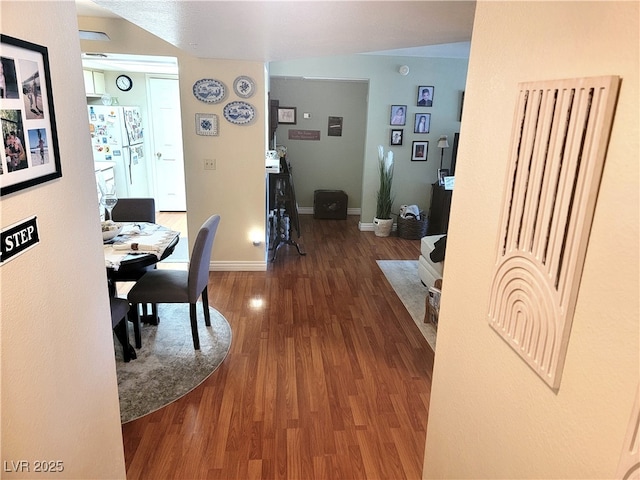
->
[121,214,434,479]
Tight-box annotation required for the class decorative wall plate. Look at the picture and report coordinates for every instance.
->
[223,101,256,125]
[192,78,226,104]
[233,76,256,98]
[195,113,219,136]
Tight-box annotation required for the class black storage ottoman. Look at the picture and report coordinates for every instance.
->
[314,190,348,219]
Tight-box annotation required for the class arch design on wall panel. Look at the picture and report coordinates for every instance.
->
[617,386,640,480]
[488,75,620,389]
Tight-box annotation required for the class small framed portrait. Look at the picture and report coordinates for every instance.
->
[417,86,434,107]
[390,105,407,126]
[390,129,403,146]
[414,113,431,133]
[277,106,297,124]
[412,141,429,161]
[438,168,450,186]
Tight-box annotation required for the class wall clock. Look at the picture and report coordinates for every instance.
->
[116,75,133,92]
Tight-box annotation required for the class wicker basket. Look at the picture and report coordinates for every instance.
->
[397,213,428,239]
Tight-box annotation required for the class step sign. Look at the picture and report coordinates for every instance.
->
[1,216,39,266]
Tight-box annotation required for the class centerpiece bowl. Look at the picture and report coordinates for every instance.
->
[102,221,123,241]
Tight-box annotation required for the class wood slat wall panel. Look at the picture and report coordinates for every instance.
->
[488,75,620,389]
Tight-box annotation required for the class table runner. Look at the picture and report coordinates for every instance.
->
[104,222,180,270]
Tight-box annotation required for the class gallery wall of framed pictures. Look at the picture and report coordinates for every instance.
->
[388,84,443,161]
[1,34,62,196]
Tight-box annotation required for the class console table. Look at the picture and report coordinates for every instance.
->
[267,158,305,262]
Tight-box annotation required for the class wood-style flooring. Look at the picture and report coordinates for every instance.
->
[121,214,434,480]
[156,211,188,237]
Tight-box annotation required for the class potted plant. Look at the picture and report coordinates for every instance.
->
[374,145,395,237]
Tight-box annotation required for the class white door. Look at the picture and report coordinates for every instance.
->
[148,77,186,211]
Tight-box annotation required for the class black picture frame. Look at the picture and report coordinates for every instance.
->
[327,116,343,136]
[417,86,434,106]
[1,34,61,196]
[390,105,407,126]
[414,113,431,134]
[277,106,297,125]
[390,129,403,146]
[412,141,428,161]
[438,168,450,186]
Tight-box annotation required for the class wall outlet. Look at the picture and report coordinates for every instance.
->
[204,158,216,170]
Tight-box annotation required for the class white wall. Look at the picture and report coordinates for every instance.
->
[423,1,639,478]
[1,2,126,478]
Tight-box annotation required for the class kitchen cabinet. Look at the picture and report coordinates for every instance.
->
[83,69,105,96]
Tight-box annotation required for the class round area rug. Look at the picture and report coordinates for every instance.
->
[114,303,232,423]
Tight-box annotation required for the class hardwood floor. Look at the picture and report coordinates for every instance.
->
[121,214,434,480]
[156,211,188,236]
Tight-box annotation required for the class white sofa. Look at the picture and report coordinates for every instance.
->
[418,234,446,288]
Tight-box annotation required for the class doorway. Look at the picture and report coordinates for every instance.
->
[147,76,186,211]
[81,54,186,212]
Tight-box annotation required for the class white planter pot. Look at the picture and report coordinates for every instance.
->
[373,217,393,237]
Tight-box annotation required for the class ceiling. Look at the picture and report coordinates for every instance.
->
[76,0,476,67]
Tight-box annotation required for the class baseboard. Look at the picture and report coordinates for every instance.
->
[359,222,397,231]
[360,222,375,231]
[210,261,267,271]
[298,207,361,216]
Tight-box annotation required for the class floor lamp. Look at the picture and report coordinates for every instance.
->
[437,135,450,169]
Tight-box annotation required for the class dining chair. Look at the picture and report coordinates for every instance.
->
[127,214,221,350]
[110,296,133,362]
[109,197,156,223]
[109,197,157,317]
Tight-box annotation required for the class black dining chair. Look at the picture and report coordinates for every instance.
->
[109,197,157,315]
[109,197,156,224]
[127,214,220,350]
[110,296,134,362]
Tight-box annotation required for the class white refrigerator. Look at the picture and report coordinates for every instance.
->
[88,105,148,198]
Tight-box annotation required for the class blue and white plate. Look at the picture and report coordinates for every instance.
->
[233,76,256,98]
[223,101,256,125]
[192,79,226,104]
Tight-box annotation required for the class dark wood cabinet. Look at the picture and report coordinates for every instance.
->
[427,183,452,235]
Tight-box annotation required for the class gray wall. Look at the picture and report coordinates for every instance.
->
[270,77,368,210]
[270,55,469,224]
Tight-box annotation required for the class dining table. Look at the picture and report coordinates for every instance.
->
[104,222,180,359]
[104,222,180,273]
